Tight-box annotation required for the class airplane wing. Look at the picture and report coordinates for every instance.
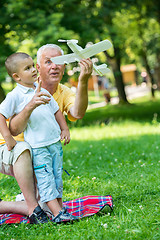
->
[51,39,112,64]
[81,40,112,59]
[51,53,80,65]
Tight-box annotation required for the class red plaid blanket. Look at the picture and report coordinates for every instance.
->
[0,195,113,225]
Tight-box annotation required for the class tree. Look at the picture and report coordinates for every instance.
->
[98,0,129,103]
[57,0,129,103]
[0,0,76,102]
[0,0,159,103]
[114,4,160,97]
[0,0,14,102]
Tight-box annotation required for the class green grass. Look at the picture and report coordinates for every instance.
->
[68,93,160,128]
[1,95,160,239]
[1,120,160,239]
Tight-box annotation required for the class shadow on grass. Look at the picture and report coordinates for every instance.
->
[67,100,160,127]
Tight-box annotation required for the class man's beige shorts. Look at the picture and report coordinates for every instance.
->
[0,141,32,177]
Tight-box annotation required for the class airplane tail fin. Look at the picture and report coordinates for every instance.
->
[93,64,110,76]
[58,39,78,44]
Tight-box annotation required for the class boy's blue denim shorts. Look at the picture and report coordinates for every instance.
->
[32,141,63,203]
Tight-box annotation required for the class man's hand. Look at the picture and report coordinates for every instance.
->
[5,135,17,151]
[60,129,70,145]
[78,58,93,81]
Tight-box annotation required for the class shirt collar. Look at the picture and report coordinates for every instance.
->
[53,84,62,99]
[16,83,36,93]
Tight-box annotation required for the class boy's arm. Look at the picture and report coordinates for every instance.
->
[0,114,17,151]
[9,103,36,136]
[55,109,70,145]
[9,80,51,136]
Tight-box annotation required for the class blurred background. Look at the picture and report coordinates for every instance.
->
[0,0,160,106]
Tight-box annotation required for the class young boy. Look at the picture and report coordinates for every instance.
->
[0,52,78,223]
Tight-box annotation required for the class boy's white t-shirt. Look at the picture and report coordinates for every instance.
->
[0,83,61,148]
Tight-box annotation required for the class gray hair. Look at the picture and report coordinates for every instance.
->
[37,44,64,65]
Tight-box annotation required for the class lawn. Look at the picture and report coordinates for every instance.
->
[68,92,160,128]
[88,89,117,104]
[0,96,160,239]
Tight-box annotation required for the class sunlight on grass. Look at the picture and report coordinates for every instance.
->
[70,121,160,140]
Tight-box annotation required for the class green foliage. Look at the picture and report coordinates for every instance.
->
[112,6,160,68]
[0,0,76,85]
[0,0,159,101]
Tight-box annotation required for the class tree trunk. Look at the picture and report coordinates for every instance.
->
[155,54,160,89]
[142,53,156,98]
[136,8,156,98]
[113,68,129,104]
[104,47,129,104]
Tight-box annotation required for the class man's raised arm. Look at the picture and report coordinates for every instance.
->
[69,58,93,119]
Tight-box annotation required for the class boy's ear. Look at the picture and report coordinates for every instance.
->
[12,73,20,82]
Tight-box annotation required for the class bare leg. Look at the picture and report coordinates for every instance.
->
[46,199,62,217]
[13,150,38,216]
[0,201,28,215]
[57,198,63,208]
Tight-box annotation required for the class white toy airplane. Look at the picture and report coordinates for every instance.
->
[51,39,112,76]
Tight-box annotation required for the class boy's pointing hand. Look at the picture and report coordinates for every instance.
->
[29,80,51,110]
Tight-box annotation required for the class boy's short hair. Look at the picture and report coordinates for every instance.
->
[5,52,30,77]
[37,44,64,65]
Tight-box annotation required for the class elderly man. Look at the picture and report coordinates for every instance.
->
[0,44,93,223]
[10,44,93,133]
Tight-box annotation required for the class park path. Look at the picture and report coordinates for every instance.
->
[88,84,150,110]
